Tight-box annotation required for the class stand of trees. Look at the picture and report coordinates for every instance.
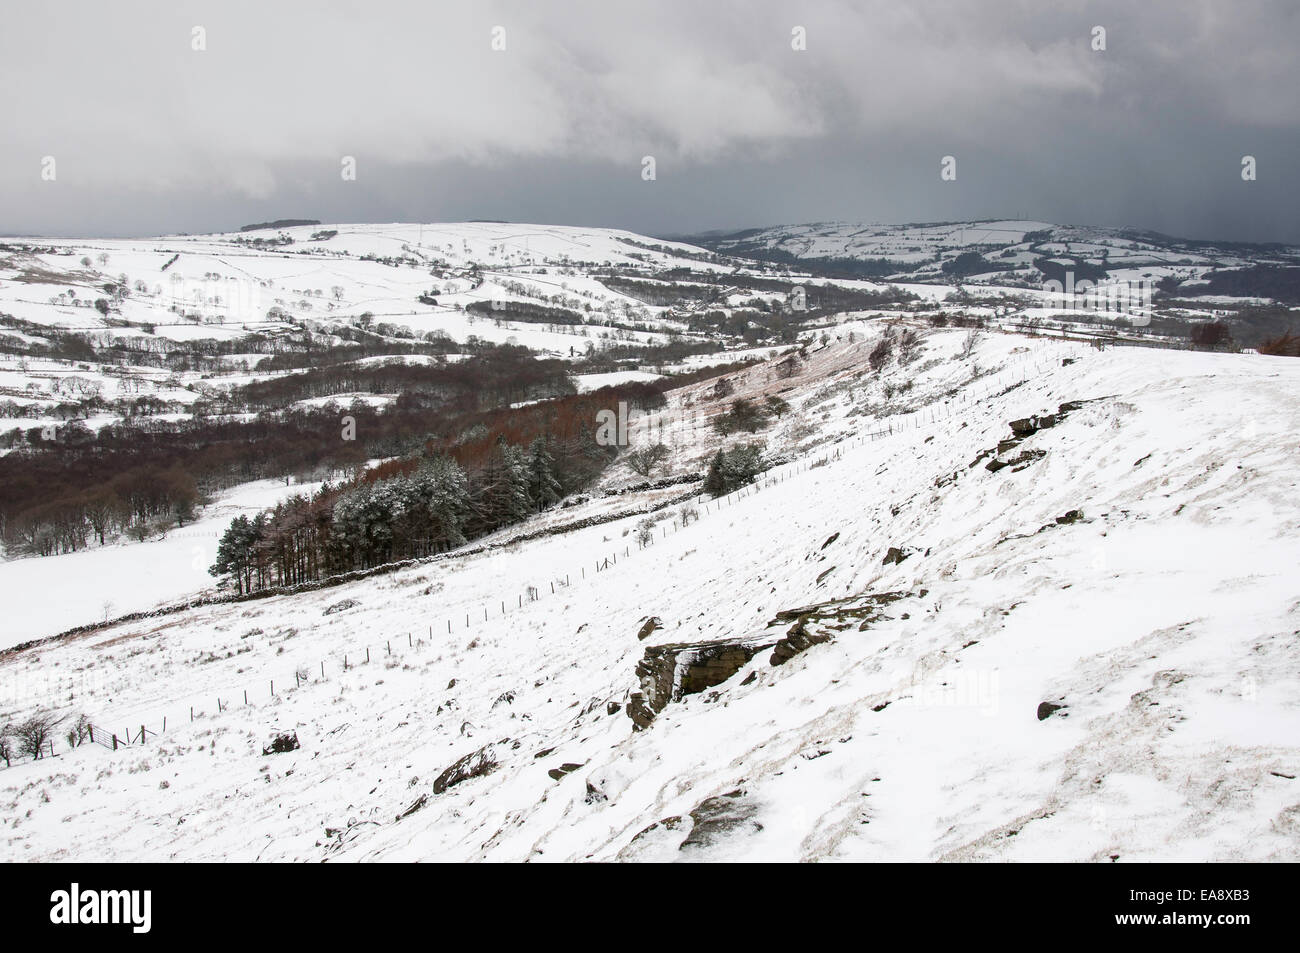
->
[211,435,573,593]
[0,347,581,557]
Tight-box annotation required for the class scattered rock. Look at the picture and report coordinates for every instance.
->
[636,616,663,641]
[261,731,299,755]
[821,532,840,549]
[680,789,762,852]
[882,546,910,566]
[433,741,503,794]
[989,448,1046,472]
[606,701,622,716]
[1036,701,1066,721]
[547,762,584,781]
[322,599,359,615]
[627,692,657,731]
[1055,509,1083,524]
[1009,417,1038,437]
[396,793,427,820]
[616,815,688,861]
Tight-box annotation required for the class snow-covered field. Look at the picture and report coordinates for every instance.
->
[3,326,1297,862]
[0,477,329,649]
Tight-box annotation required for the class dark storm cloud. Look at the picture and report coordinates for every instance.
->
[1,0,1297,241]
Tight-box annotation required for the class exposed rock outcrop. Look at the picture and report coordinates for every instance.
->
[767,591,907,666]
[628,635,776,730]
[433,740,505,793]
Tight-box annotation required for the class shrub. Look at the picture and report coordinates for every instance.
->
[66,714,91,748]
[869,334,894,371]
[14,712,59,760]
[1191,320,1234,351]
[765,395,790,418]
[703,443,765,497]
[714,398,769,436]
[1258,331,1300,356]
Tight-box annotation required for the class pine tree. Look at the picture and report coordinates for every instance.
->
[411,456,470,551]
[527,436,561,511]
[703,450,727,497]
[211,514,257,594]
[475,441,532,532]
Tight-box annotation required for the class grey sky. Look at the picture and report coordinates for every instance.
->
[2,0,1297,242]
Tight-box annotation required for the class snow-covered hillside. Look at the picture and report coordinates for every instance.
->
[3,325,1297,862]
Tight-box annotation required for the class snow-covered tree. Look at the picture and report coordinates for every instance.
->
[527,436,561,511]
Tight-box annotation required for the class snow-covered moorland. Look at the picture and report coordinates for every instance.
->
[1,325,1298,862]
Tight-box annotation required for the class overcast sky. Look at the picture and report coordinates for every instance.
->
[2,0,1297,242]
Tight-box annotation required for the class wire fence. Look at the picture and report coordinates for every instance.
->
[2,335,1090,770]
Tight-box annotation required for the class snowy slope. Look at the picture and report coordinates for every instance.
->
[2,328,1298,862]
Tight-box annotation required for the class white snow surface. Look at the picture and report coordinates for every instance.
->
[2,327,1299,862]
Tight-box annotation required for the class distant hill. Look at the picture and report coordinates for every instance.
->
[239,219,320,232]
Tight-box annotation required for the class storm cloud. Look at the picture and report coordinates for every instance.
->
[2,0,1297,241]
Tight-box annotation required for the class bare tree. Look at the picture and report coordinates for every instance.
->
[66,714,91,748]
[626,443,671,477]
[958,330,980,360]
[14,711,60,760]
[0,724,12,768]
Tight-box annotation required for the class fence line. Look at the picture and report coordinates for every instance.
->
[2,337,1091,768]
